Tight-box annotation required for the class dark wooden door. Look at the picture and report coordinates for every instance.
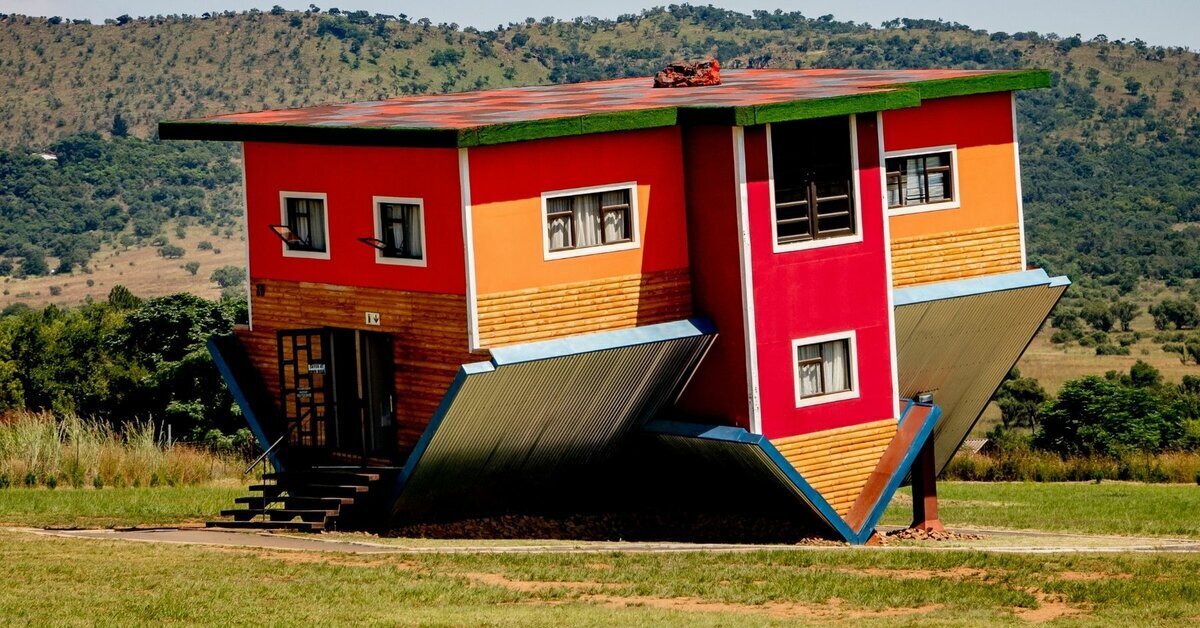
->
[277,329,333,448]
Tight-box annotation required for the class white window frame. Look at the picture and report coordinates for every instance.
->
[278,191,331,260]
[372,196,428,268]
[767,115,864,254]
[540,181,640,261]
[883,145,961,216]
[791,330,860,408]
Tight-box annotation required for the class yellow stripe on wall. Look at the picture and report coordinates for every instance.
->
[890,223,1022,287]
[476,268,692,348]
[771,419,899,515]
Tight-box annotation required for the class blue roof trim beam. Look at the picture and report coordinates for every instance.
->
[892,268,1071,307]
[207,336,282,471]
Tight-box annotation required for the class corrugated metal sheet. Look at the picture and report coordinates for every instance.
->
[637,402,941,545]
[390,319,715,521]
[894,270,1069,471]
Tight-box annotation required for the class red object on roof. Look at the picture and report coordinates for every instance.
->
[653,58,722,88]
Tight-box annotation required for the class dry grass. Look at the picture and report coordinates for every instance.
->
[0,223,245,309]
[0,411,245,489]
[946,451,1200,484]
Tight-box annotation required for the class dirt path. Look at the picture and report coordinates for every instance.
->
[18,525,1200,555]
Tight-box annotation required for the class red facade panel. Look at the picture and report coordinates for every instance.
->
[745,115,897,439]
[243,142,466,294]
[674,125,751,429]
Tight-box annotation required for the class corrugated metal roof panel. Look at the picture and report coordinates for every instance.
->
[894,270,1068,471]
[391,319,715,520]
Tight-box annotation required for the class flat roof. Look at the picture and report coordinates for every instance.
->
[159,68,1048,148]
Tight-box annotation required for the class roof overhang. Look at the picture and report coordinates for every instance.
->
[893,269,1070,472]
[158,69,1050,148]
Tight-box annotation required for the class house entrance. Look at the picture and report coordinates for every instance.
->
[277,328,395,464]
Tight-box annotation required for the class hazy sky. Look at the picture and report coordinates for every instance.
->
[3,1,1200,49]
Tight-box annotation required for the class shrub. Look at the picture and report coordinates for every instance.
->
[210,265,246,289]
[158,244,186,259]
[1095,343,1130,355]
[1149,298,1199,330]
[1035,376,1171,456]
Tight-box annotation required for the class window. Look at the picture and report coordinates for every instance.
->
[885,148,957,212]
[543,184,638,259]
[360,198,425,266]
[271,193,329,259]
[792,332,858,407]
[770,117,857,248]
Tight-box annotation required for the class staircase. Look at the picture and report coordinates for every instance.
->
[209,468,393,532]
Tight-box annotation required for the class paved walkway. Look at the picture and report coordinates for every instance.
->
[17,526,1200,555]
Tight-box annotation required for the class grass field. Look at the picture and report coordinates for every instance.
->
[0,483,245,528]
[3,529,1200,625]
[2,482,1200,623]
[881,482,1200,538]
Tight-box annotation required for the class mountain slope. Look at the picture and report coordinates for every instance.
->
[0,6,1198,298]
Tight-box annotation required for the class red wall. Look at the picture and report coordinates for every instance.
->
[674,125,751,429]
[745,115,896,439]
[882,91,1012,150]
[243,142,465,294]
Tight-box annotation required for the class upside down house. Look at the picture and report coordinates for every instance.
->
[160,68,1068,543]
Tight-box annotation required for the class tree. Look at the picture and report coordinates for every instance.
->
[1124,76,1141,95]
[183,261,200,276]
[110,113,128,138]
[1035,376,1168,456]
[158,244,186,259]
[1149,298,1200,330]
[994,370,1048,429]
[209,265,247,289]
[1111,300,1139,331]
[107,285,142,310]
[270,5,286,15]
[19,252,48,277]
[1080,300,1115,332]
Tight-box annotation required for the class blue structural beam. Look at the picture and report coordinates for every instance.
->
[643,401,942,545]
[207,335,283,471]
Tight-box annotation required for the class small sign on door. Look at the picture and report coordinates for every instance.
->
[365,311,381,326]
[307,362,326,374]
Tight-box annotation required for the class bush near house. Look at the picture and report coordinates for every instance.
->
[0,285,247,440]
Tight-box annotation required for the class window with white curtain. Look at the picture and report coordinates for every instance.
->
[544,186,634,256]
[793,333,857,406]
[283,197,327,252]
[377,201,423,260]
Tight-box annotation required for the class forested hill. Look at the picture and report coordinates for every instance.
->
[2,6,1200,291]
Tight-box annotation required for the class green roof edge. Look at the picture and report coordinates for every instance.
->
[894,69,1051,101]
[744,88,920,125]
[458,107,678,146]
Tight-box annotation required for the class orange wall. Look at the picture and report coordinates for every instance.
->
[883,92,1020,241]
[467,127,690,295]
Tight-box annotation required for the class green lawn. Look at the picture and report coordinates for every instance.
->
[3,529,1200,625]
[881,482,1200,538]
[0,484,245,528]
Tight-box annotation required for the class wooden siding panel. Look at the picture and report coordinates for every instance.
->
[238,278,475,457]
[890,223,1022,287]
[771,418,898,515]
[476,268,692,347]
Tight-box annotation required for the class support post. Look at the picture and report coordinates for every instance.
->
[910,438,945,532]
